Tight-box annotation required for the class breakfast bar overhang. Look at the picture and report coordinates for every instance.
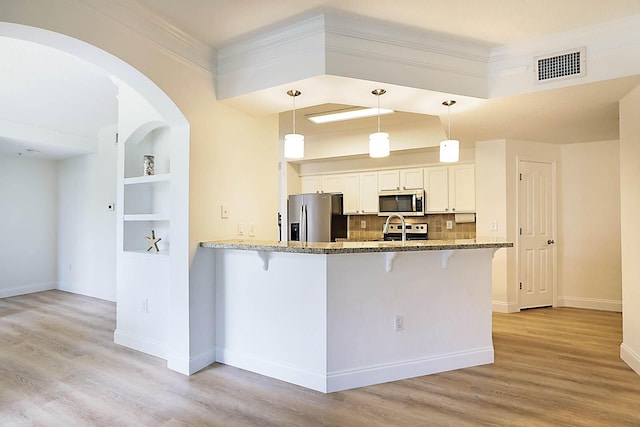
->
[200,239,512,393]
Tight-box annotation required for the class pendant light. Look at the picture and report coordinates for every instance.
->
[284,90,304,159]
[369,89,390,158]
[440,100,459,163]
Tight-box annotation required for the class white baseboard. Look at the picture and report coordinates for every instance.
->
[621,343,640,377]
[326,347,494,393]
[113,329,168,360]
[492,301,519,313]
[557,296,622,312]
[188,349,216,374]
[216,346,494,393]
[0,282,56,299]
[167,349,216,376]
[216,348,329,392]
[620,343,640,375]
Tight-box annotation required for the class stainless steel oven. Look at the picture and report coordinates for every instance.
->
[383,223,428,241]
[378,189,425,216]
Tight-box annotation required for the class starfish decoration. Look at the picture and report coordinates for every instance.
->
[145,229,162,252]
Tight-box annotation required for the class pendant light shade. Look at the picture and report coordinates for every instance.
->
[284,90,304,159]
[284,133,304,159]
[440,100,459,163]
[369,132,390,158]
[369,89,390,158]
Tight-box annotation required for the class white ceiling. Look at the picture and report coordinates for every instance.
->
[0,37,117,159]
[3,1,640,159]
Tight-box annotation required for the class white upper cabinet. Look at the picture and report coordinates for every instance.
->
[424,164,475,213]
[321,175,343,194]
[299,165,475,215]
[401,168,424,190]
[424,166,449,213]
[301,176,321,193]
[300,174,344,194]
[378,168,423,191]
[359,172,379,214]
[343,172,378,215]
[343,174,361,214]
[449,164,476,212]
[378,170,400,191]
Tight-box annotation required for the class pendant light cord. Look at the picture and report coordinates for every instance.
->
[292,95,296,134]
[377,93,381,133]
[448,104,451,139]
[443,100,456,140]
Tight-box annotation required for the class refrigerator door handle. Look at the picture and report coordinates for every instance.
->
[301,205,308,243]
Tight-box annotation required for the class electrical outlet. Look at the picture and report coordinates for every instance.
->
[446,220,453,230]
[141,299,149,314]
[394,315,404,331]
[238,223,244,236]
[490,221,498,231]
[360,220,367,229]
[221,204,229,219]
[249,223,255,237]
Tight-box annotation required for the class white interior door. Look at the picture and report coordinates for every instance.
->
[518,160,555,309]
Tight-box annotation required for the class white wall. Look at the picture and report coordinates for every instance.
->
[558,140,622,311]
[478,138,624,313]
[620,84,640,375]
[0,154,57,297]
[475,140,509,311]
[475,139,560,312]
[57,125,118,301]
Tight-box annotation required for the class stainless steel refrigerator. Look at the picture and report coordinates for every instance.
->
[288,193,347,242]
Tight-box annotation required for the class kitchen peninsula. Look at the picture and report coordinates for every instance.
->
[200,238,512,393]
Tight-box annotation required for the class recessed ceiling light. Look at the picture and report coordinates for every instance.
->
[306,107,394,124]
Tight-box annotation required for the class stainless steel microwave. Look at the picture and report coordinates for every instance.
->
[378,190,425,216]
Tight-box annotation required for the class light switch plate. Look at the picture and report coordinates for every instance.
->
[446,220,453,229]
[221,204,229,219]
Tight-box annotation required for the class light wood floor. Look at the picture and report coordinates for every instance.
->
[1,291,639,426]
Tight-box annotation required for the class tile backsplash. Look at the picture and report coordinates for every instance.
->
[348,214,476,241]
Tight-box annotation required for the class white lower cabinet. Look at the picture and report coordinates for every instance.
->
[424,164,475,213]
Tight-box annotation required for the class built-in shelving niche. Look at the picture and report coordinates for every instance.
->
[122,122,171,256]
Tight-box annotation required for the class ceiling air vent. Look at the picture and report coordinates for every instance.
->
[534,47,586,83]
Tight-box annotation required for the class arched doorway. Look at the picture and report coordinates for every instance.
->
[0,22,192,374]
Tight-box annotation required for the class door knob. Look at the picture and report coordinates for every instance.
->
[547,239,555,245]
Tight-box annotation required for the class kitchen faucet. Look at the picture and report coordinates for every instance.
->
[383,214,406,244]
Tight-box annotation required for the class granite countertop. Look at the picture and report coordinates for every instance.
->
[199,239,513,254]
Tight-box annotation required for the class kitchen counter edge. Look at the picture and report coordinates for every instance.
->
[199,239,513,254]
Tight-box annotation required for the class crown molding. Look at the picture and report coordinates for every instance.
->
[77,0,215,74]
[216,11,492,100]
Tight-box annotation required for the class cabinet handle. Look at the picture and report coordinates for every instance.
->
[397,186,400,190]
[445,208,448,212]
[452,208,456,211]
[547,239,555,245]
